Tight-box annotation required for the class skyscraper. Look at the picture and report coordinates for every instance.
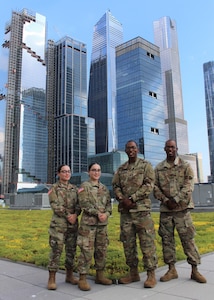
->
[203,61,214,182]
[88,10,123,153]
[116,37,166,167]
[46,36,95,183]
[2,9,47,193]
[153,16,189,154]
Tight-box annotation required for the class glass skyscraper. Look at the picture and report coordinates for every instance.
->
[46,36,95,182]
[203,61,214,181]
[153,16,189,154]
[116,37,166,167]
[88,10,123,153]
[2,9,47,193]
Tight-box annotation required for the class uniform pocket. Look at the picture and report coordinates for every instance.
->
[77,227,90,248]
[176,211,195,239]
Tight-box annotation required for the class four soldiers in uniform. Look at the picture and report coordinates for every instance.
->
[47,139,207,291]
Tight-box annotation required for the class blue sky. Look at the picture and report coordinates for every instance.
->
[0,0,213,180]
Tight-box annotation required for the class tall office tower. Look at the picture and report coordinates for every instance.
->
[203,61,214,182]
[153,16,189,154]
[88,10,123,153]
[46,40,55,184]
[116,37,166,167]
[46,36,95,183]
[2,9,47,194]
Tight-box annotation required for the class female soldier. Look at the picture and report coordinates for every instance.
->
[77,162,112,291]
[47,164,81,290]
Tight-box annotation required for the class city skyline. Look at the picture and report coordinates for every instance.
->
[0,0,214,180]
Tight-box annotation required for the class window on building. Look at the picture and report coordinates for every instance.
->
[147,52,154,59]
[149,91,157,99]
[151,127,159,135]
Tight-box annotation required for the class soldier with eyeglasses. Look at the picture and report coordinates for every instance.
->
[154,139,206,284]
[77,162,112,291]
[47,164,81,290]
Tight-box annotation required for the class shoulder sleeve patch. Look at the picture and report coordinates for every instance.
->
[78,187,84,193]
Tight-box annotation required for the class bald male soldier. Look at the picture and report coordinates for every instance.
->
[154,139,206,284]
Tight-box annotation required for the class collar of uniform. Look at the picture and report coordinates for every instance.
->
[58,181,70,188]
[164,156,179,168]
[123,157,140,170]
[88,179,100,188]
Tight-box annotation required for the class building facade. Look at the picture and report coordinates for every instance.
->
[153,16,189,154]
[2,9,47,193]
[188,152,204,183]
[88,10,123,153]
[116,37,166,167]
[203,61,214,182]
[46,36,95,183]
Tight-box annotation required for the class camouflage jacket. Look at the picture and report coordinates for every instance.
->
[49,181,81,221]
[154,156,195,212]
[112,157,155,211]
[78,180,112,226]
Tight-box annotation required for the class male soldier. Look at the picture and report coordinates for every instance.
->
[112,140,158,288]
[154,139,206,283]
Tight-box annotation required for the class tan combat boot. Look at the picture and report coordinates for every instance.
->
[160,264,178,282]
[144,269,157,288]
[191,265,207,283]
[65,268,78,285]
[95,270,112,285]
[47,271,57,290]
[78,274,91,291]
[118,267,140,284]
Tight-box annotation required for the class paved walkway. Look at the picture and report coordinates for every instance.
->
[0,252,214,300]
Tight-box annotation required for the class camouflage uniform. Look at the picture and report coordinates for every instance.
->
[48,181,80,271]
[154,156,201,266]
[112,157,158,271]
[77,180,112,274]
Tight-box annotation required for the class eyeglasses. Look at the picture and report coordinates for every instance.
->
[60,170,71,174]
[126,146,137,150]
[90,169,101,172]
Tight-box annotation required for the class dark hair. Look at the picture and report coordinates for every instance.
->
[165,139,177,147]
[88,162,100,171]
[125,140,138,148]
[57,164,69,173]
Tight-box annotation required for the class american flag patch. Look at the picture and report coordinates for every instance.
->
[78,187,84,193]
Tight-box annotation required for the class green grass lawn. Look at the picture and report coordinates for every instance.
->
[0,206,214,279]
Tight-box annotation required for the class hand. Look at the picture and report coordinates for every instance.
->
[122,198,136,210]
[166,198,178,210]
[98,212,108,222]
[67,214,77,224]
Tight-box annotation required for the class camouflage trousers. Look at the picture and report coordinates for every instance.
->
[158,210,201,265]
[120,211,158,270]
[48,222,78,271]
[77,224,109,274]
